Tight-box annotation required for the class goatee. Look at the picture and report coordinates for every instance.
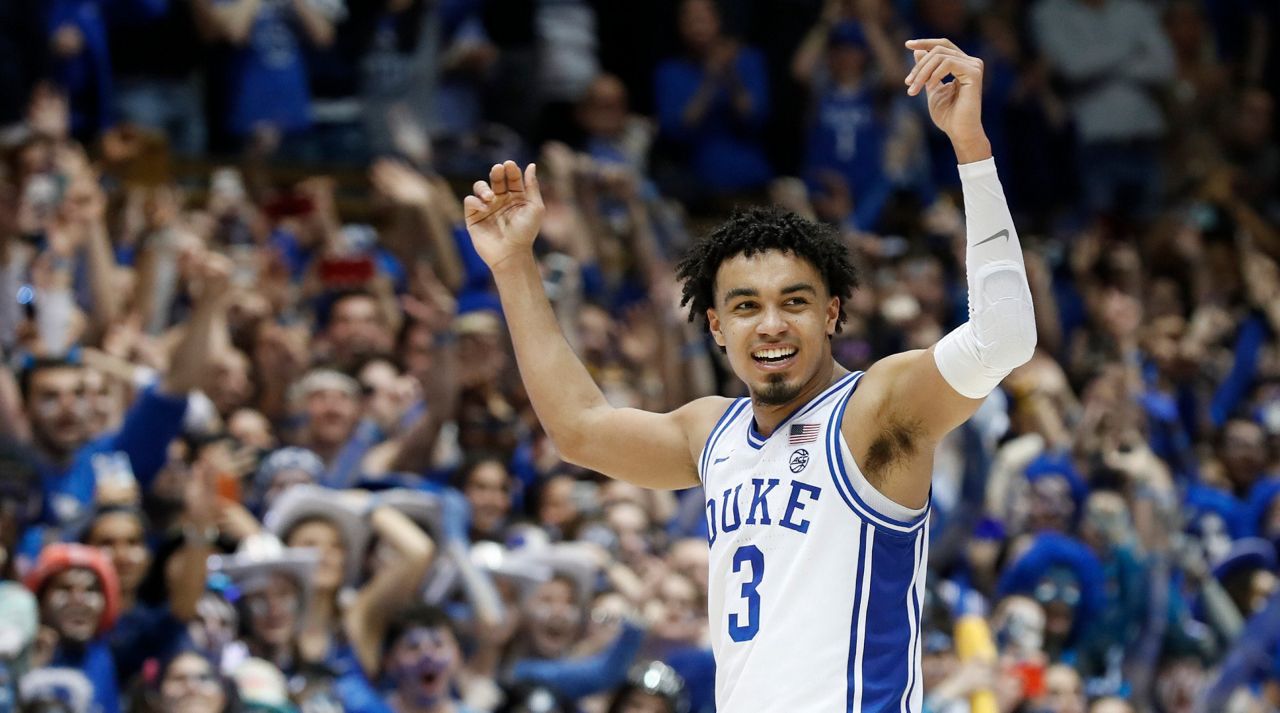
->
[754,375,802,406]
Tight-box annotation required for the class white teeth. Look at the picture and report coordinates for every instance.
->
[753,347,796,360]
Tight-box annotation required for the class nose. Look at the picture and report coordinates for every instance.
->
[755,305,788,337]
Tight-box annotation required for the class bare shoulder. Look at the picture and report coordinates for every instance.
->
[850,349,927,408]
[673,395,740,462]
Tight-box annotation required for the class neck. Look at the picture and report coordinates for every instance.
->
[309,438,342,464]
[750,360,847,436]
[36,438,75,467]
[393,693,451,713]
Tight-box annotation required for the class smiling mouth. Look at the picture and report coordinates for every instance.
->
[751,346,797,367]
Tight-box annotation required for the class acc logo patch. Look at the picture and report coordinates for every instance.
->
[789,449,810,473]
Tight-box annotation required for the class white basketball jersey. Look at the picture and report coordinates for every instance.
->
[698,371,930,713]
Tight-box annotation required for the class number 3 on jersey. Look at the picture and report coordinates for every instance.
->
[729,545,764,641]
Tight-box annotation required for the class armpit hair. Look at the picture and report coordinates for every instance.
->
[862,415,923,485]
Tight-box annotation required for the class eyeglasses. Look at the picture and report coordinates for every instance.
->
[1034,581,1081,607]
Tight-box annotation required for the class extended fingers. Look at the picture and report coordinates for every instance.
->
[503,160,524,193]
[489,163,508,194]
[905,37,962,53]
[906,46,980,95]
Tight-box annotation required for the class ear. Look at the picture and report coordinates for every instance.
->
[707,308,725,348]
[826,296,840,336]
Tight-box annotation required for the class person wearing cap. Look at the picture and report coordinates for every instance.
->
[252,447,326,514]
[207,535,320,676]
[14,254,231,541]
[268,486,435,685]
[23,542,123,713]
[793,7,907,232]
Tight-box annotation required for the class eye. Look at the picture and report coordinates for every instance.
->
[785,297,809,306]
[733,301,758,311]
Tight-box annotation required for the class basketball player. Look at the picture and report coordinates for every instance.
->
[463,39,1034,712]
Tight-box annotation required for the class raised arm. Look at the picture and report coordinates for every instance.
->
[849,39,1035,508]
[204,0,263,46]
[464,163,722,490]
[346,503,435,678]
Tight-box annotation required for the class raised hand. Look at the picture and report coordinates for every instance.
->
[464,161,545,272]
[371,159,433,208]
[904,38,986,147]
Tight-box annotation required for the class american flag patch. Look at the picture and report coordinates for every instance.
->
[789,423,821,444]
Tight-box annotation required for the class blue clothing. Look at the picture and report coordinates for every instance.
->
[804,82,890,229]
[51,639,118,713]
[655,48,772,193]
[219,0,311,137]
[39,385,188,530]
[510,621,645,699]
[664,646,716,713]
[334,673,394,713]
[997,533,1107,646]
[108,603,189,684]
[47,0,115,135]
[1211,314,1270,427]
[324,642,390,713]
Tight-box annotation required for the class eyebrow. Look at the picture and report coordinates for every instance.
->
[722,283,818,303]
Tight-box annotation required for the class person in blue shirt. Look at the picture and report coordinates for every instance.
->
[654,0,772,199]
[23,543,123,713]
[795,19,905,232]
[16,255,230,549]
[46,0,115,140]
[204,0,335,152]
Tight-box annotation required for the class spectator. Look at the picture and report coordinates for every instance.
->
[202,0,336,154]
[107,0,217,155]
[654,0,772,200]
[793,13,911,231]
[1030,0,1176,220]
[144,649,235,713]
[23,543,122,713]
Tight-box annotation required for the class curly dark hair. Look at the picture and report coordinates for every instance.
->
[675,206,859,331]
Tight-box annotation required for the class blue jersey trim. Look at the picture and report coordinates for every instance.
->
[744,371,859,450]
[824,373,929,533]
[699,398,750,484]
[845,520,868,713]
[903,532,924,711]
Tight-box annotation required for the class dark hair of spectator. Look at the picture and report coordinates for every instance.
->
[384,603,459,654]
[18,356,83,400]
[454,452,511,490]
[316,288,381,330]
[675,206,858,332]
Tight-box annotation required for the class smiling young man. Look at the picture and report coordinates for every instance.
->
[464,38,1035,713]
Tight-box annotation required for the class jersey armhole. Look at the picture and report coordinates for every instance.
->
[697,398,747,486]
[824,374,929,534]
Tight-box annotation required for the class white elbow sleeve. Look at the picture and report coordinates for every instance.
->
[933,158,1037,399]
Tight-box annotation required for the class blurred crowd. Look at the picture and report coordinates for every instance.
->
[0,0,1279,712]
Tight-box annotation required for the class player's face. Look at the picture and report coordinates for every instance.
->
[708,251,840,407]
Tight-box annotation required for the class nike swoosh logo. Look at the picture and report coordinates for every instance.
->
[714,456,731,464]
[974,229,1009,247]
